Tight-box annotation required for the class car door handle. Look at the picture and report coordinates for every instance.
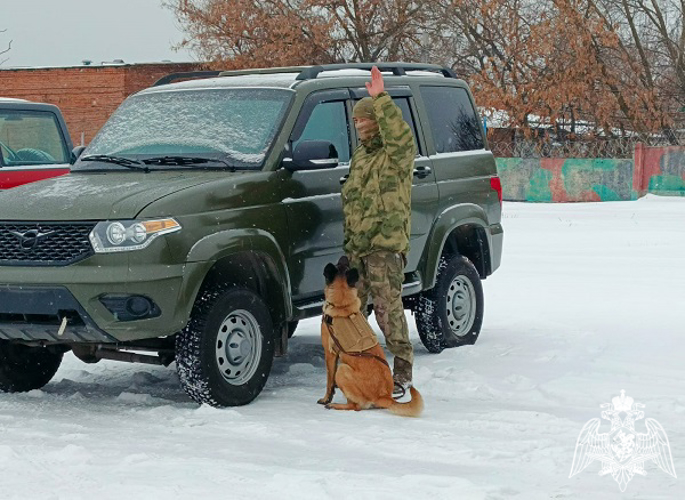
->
[339,174,349,185]
[413,166,432,179]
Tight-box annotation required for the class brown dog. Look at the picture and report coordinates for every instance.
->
[317,257,423,417]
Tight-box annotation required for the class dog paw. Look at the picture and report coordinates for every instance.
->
[324,403,333,410]
[317,397,331,405]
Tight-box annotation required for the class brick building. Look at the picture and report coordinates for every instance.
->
[0,62,204,145]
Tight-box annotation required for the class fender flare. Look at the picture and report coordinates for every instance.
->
[183,228,292,320]
[420,204,491,290]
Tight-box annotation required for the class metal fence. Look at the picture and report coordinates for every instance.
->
[489,135,684,159]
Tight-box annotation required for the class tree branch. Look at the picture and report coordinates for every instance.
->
[1,28,12,65]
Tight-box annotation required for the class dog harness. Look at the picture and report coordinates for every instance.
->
[323,313,389,368]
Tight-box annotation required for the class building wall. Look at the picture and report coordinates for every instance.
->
[497,146,685,202]
[0,63,202,146]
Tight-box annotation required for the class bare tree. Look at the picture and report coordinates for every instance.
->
[167,0,682,142]
[164,0,428,68]
[587,0,684,141]
[422,0,614,132]
[421,0,682,142]
[1,28,11,65]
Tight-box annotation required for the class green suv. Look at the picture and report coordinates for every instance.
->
[0,63,503,407]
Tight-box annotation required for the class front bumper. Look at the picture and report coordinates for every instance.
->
[0,253,211,343]
[0,285,115,342]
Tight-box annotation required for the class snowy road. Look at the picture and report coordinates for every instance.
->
[1,195,683,499]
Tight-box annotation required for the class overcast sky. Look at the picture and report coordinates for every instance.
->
[2,0,195,68]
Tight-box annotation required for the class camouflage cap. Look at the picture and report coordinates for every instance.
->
[353,97,376,120]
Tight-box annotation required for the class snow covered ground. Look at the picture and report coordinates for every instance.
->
[1,195,682,500]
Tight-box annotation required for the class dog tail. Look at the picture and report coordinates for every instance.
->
[376,387,424,417]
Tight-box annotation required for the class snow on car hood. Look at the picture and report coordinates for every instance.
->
[0,170,235,221]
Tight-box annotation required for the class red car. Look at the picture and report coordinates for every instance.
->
[0,98,73,189]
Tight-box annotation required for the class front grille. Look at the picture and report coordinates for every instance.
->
[0,222,95,266]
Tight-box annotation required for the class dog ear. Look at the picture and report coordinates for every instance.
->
[337,255,349,270]
[324,263,338,284]
[346,268,359,287]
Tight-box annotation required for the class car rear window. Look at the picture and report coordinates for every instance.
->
[420,86,484,153]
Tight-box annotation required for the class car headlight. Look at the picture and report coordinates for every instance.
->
[89,218,181,253]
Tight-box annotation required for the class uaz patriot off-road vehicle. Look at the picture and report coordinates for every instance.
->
[0,63,503,407]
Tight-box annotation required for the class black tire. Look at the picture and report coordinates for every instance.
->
[415,254,484,353]
[0,342,64,392]
[175,286,275,407]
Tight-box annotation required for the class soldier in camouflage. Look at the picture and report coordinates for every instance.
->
[341,66,416,397]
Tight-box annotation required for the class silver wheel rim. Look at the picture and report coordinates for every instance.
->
[215,309,262,386]
[446,275,476,337]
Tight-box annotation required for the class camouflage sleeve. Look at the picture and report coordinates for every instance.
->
[372,92,416,163]
[343,214,351,252]
[341,179,353,254]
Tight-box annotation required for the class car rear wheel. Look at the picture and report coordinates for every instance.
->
[415,254,484,353]
[175,286,275,407]
[0,342,64,392]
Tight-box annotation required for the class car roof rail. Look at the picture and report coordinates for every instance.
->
[152,70,223,87]
[153,63,457,87]
[217,66,317,78]
[293,63,457,80]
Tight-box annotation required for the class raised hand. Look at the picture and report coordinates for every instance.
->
[365,66,384,97]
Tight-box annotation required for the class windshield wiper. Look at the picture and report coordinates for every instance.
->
[141,155,235,169]
[81,154,150,172]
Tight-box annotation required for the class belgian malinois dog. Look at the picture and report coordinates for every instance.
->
[318,256,423,417]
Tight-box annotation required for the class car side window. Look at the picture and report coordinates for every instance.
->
[394,98,421,156]
[420,86,484,153]
[291,101,350,164]
[0,111,69,165]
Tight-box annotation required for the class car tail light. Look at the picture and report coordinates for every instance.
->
[490,176,502,204]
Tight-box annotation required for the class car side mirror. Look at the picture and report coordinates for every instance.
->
[284,140,339,171]
[71,145,86,164]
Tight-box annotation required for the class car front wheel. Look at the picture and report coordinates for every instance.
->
[0,342,64,392]
[175,286,275,407]
[415,254,484,353]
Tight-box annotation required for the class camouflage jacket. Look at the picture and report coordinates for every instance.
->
[342,92,415,258]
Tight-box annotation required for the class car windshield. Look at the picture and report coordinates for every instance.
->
[0,110,69,166]
[74,88,293,170]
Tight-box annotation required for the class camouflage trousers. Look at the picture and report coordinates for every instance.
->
[350,250,413,383]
